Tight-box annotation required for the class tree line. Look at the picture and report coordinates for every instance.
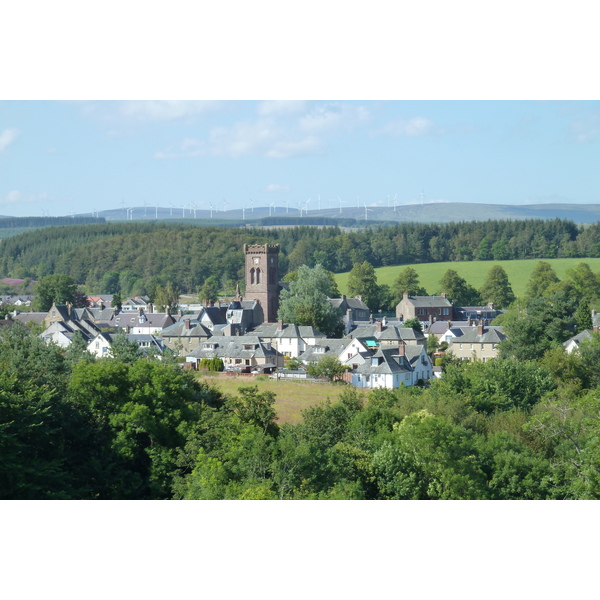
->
[3,218,600,298]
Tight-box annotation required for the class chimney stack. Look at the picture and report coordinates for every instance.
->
[185,319,191,330]
[398,340,406,356]
[441,292,446,299]
[478,321,484,336]
[278,318,284,331]
[376,320,382,332]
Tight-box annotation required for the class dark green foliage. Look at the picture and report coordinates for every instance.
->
[499,292,577,360]
[479,265,516,308]
[392,266,427,305]
[575,298,593,332]
[524,261,560,303]
[347,261,382,310]
[278,264,344,337]
[1,219,597,298]
[403,317,423,332]
[307,354,349,382]
[438,269,481,306]
[437,358,556,414]
[109,331,143,363]
[33,273,81,311]
[199,357,225,372]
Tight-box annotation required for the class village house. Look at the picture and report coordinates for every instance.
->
[159,317,213,355]
[105,307,177,335]
[396,292,453,322]
[352,341,433,389]
[446,322,506,362]
[329,295,370,322]
[252,319,326,358]
[86,331,165,358]
[186,335,284,374]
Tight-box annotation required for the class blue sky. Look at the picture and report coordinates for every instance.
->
[1,100,599,217]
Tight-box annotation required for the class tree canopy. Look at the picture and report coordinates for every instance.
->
[277,264,344,337]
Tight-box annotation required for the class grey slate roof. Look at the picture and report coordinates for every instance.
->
[405,295,453,308]
[346,323,425,343]
[563,330,593,348]
[449,326,506,344]
[187,335,279,361]
[354,347,413,375]
[160,319,212,339]
[252,322,325,339]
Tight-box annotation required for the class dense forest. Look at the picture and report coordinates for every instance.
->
[3,323,600,500]
[2,218,600,297]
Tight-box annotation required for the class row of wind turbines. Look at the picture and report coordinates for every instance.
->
[115,191,427,221]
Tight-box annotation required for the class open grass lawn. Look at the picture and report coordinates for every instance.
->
[199,374,355,425]
[335,257,600,300]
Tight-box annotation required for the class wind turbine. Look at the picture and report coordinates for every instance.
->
[143,200,148,218]
[209,203,216,218]
[242,203,248,220]
[338,196,343,214]
[169,202,174,216]
[128,208,134,220]
[393,194,399,212]
[297,200,305,217]
[181,205,185,218]
[192,203,197,219]
[268,202,276,216]
[318,194,321,212]
[363,202,373,221]
[420,189,425,206]
[284,199,290,213]
[305,198,310,213]
[250,198,254,213]
[222,199,229,212]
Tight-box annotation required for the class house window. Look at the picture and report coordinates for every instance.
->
[405,373,410,379]
[442,308,449,315]
[481,343,485,349]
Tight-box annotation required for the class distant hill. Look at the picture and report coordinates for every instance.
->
[72,202,600,226]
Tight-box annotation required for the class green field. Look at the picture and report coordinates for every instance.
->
[334,258,600,300]
[199,374,355,425]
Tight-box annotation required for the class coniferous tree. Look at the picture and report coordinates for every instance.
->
[479,265,516,308]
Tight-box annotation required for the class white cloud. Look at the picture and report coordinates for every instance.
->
[0,128,20,152]
[119,101,222,120]
[155,101,369,160]
[265,184,291,193]
[0,190,48,206]
[157,120,323,159]
[375,117,437,137]
[299,103,370,133]
[257,101,307,117]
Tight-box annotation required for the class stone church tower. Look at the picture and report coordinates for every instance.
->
[244,243,280,323]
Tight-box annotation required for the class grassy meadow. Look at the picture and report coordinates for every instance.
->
[199,374,357,425]
[334,258,600,300]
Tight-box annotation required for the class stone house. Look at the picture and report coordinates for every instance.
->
[186,335,284,373]
[396,292,453,322]
[446,322,506,362]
